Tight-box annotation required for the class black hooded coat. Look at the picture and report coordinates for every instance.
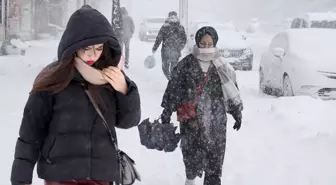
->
[160,27,243,182]
[152,15,187,54]
[10,5,141,185]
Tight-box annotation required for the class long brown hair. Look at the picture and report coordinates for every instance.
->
[30,58,74,94]
[30,44,120,109]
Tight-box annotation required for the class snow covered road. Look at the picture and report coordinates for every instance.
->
[1,37,336,185]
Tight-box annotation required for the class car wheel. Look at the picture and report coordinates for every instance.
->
[259,68,272,95]
[282,75,294,96]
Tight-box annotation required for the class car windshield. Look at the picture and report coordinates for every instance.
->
[306,12,336,28]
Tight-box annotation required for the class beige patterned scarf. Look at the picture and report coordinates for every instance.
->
[73,57,108,85]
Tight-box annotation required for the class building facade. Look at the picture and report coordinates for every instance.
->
[0,0,9,41]
[33,0,100,39]
[0,0,35,41]
[0,0,103,41]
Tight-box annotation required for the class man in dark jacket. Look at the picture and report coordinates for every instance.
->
[120,7,135,69]
[152,11,187,80]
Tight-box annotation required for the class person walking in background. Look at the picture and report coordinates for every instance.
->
[152,11,187,80]
[10,5,141,185]
[159,26,243,185]
[120,7,135,69]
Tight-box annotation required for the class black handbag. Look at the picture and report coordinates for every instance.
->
[85,90,141,185]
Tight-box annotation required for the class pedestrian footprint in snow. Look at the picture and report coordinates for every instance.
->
[10,5,141,185]
[159,26,244,185]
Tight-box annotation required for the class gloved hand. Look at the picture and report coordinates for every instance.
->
[163,126,180,152]
[232,111,242,131]
[233,119,241,131]
[152,50,156,55]
[160,113,171,124]
[160,109,172,124]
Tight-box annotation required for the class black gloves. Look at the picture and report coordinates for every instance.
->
[160,109,172,124]
[232,111,242,131]
[153,109,180,152]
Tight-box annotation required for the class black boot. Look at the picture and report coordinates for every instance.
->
[204,173,221,185]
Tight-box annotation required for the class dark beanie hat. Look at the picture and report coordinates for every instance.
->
[168,11,177,17]
[195,26,219,47]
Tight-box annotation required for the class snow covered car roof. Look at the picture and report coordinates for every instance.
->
[283,29,336,67]
[285,28,336,48]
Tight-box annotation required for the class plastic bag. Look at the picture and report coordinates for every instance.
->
[144,55,156,69]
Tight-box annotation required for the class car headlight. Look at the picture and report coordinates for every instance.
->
[243,48,253,56]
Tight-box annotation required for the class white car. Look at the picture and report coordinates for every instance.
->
[138,17,166,42]
[290,12,336,29]
[259,29,336,99]
[187,21,253,70]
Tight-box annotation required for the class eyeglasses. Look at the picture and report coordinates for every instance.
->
[199,42,214,48]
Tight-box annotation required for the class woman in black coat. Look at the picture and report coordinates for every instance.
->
[160,26,243,185]
[10,5,141,185]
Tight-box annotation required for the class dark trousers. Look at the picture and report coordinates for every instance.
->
[161,48,180,80]
[45,180,111,185]
[120,38,130,64]
[180,124,226,185]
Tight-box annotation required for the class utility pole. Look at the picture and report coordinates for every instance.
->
[4,0,8,40]
[179,0,188,34]
[111,0,122,42]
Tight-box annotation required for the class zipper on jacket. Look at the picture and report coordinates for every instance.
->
[84,83,92,180]
[46,137,57,164]
[88,117,94,180]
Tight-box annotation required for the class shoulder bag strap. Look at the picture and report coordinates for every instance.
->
[193,71,210,104]
[85,90,120,151]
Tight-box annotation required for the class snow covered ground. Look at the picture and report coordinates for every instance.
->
[1,35,336,185]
